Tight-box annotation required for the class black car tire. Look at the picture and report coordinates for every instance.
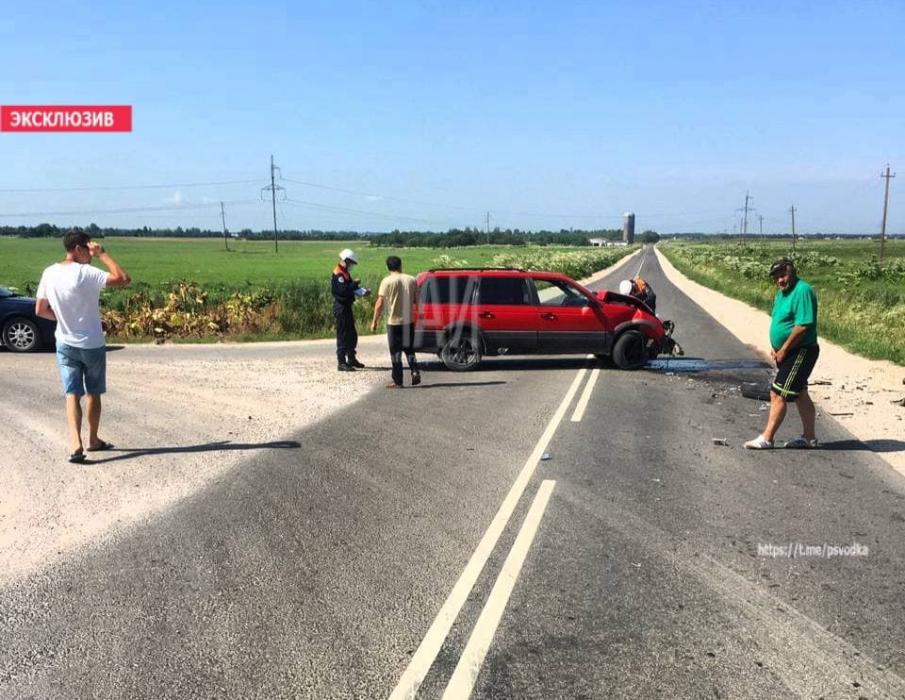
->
[595,353,615,368]
[612,330,646,370]
[440,331,482,371]
[2,317,40,353]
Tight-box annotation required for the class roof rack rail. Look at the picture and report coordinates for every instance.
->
[426,266,525,272]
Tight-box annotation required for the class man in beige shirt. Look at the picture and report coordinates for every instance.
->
[370,256,421,388]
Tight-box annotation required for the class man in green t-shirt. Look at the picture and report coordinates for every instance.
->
[745,257,820,450]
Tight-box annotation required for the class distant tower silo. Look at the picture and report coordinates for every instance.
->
[623,212,635,244]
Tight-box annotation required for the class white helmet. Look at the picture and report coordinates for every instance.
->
[618,280,633,295]
[339,248,358,264]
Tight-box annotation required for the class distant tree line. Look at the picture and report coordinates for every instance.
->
[1,223,631,246]
[0,223,369,240]
[370,227,626,247]
[3,224,897,242]
[665,232,903,241]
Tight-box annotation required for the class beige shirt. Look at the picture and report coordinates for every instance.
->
[378,273,418,325]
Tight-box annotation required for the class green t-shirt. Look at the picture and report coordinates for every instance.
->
[769,278,818,350]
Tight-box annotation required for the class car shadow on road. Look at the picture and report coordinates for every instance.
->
[415,381,507,389]
[418,357,594,372]
[818,439,905,454]
[85,440,301,464]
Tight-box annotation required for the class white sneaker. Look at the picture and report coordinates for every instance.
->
[744,435,774,450]
[784,436,818,449]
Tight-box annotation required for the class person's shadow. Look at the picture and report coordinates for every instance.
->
[86,440,301,464]
[818,439,905,454]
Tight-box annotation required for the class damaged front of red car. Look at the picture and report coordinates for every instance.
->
[595,289,683,365]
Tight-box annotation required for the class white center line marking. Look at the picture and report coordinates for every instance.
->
[388,370,586,700]
[571,367,600,422]
[441,479,557,699]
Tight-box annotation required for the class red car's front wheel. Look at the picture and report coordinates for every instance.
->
[612,330,646,370]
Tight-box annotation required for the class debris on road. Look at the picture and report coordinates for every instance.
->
[540,452,551,461]
[892,397,905,407]
[741,383,772,401]
[829,412,855,416]
[712,438,729,446]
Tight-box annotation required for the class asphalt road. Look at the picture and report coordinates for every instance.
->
[2,247,904,699]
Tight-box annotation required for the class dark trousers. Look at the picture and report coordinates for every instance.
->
[334,303,358,363]
[388,323,419,386]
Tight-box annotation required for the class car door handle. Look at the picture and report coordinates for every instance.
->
[541,312,557,321]
[478,311,495,319]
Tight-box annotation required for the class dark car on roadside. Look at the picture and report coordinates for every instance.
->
[0,286,56,352]
[414,268,679,371]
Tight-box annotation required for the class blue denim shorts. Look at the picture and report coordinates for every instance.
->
[56,343,107,396]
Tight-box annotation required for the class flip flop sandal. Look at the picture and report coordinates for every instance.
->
[69,450,86,464]
[86,440,114,452]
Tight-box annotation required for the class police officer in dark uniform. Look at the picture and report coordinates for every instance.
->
[333,248,368,371]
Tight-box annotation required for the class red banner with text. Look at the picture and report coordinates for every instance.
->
[0,105,132,132]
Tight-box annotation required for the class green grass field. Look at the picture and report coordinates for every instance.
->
[0,237,516,292]
[660,238,905,365]
[0,237,634,342]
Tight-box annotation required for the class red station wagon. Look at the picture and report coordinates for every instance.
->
[414,268,679,371]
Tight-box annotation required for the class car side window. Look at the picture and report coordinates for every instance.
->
[421,275,477,305]
[477,277,531,305]
[535,279,590,307]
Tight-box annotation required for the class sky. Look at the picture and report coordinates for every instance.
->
[0,0,903,235]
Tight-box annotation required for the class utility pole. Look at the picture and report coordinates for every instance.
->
[742,191,752,240]
[220,201,229,251]
[261,155,285,253]
[485,211,491,245]
[789,205,797,250]
[880,164,896,263]
[735,191,753,242]
[758,214,764,239]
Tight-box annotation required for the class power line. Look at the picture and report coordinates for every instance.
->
[0,178,261,194]
[0,170,732,228]
[284,198,448,226]
[0,199,261,219]
[281,176,639,222]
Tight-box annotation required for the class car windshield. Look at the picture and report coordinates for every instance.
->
[535,279,590,307]
[0,287,17,298]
